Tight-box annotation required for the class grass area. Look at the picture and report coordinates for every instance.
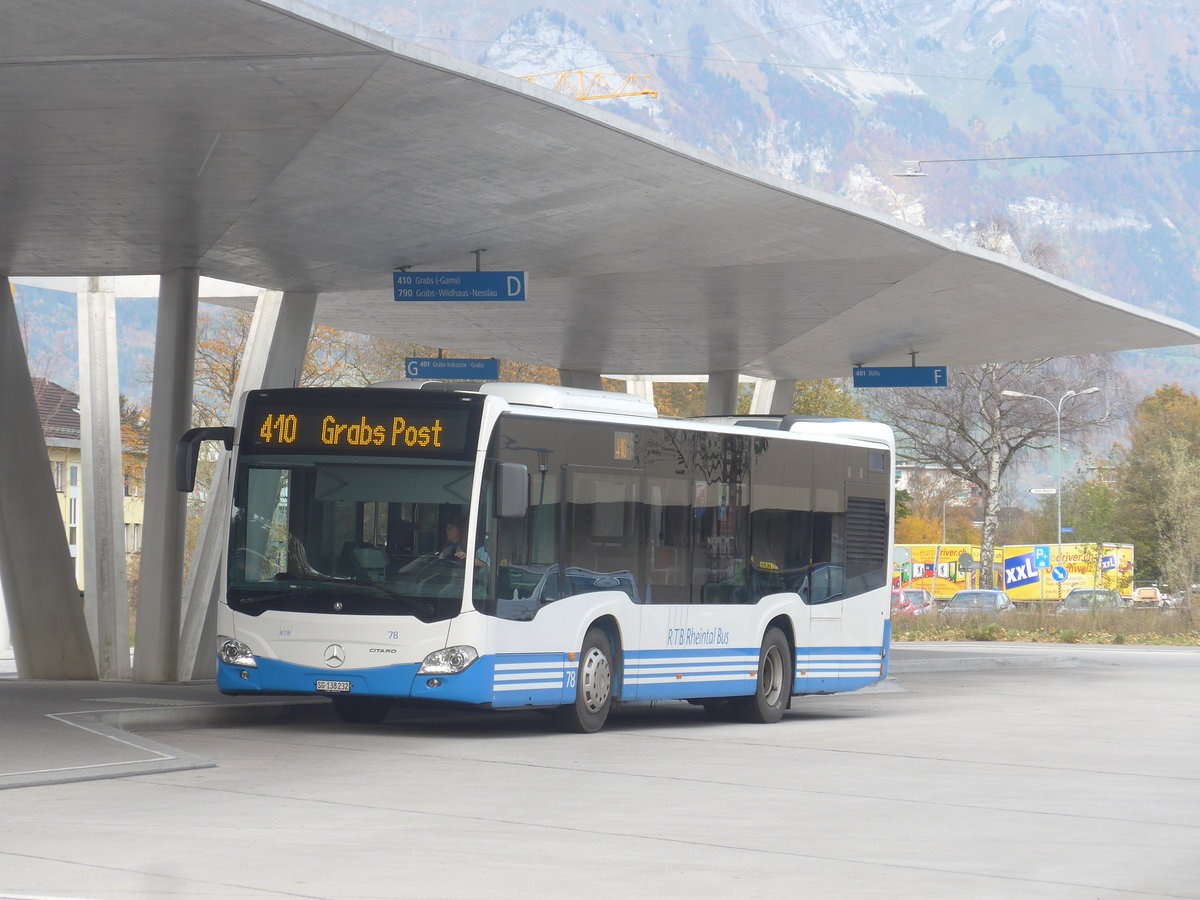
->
[891,606,1200,645]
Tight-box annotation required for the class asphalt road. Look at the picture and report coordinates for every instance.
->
[1,643,1197,899]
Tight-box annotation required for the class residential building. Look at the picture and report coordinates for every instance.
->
[33,378,145,587]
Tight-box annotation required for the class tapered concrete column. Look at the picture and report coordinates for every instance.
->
[0,277,97,679]
[78,276,131,678]
[768,380,796,416]
[623,375,655,403]
[178,290,316,681]
[749,379,796,416]
[559,369,602,390]
[0,576,9,660]
[132,270,198,683]
[705,370,740,416]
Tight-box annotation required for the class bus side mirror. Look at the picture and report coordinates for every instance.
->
[495,462,529,519]
[176,426,234,492]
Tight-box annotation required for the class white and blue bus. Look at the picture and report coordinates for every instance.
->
[178,382,894,732]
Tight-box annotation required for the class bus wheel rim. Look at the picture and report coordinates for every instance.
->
[580,647,612,712]
[762,645,783,705]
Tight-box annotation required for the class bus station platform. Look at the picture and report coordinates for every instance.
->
[0,643,1079,791]
[0,660,329,791]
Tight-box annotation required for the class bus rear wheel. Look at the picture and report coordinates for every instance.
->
[332,695,391,724]
[554,627,614,733]
[734,627,791,724]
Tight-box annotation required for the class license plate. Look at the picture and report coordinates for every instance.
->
[316,680,352,693]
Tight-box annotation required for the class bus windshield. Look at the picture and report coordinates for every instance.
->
[228,455,479,622]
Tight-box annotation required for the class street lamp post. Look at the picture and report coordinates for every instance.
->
[1001,387,1100,566]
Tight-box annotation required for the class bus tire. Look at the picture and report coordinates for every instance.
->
[554,627,614,733]
[332,695,390,724]
[734,627,791,724]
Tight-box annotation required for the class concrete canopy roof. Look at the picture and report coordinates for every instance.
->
[4,0,1198,379]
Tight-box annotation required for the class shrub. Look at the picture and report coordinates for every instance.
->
[967,623,1001,641]
[889,606,1200,645]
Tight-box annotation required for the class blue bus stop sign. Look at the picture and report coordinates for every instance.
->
[394,271,526,301]
[405,357,499,380]
[852,366,948,388]
[1051,566,1068,582]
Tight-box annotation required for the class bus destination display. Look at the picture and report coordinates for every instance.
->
[241,395,476,457]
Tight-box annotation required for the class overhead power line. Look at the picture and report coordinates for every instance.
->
[890,148,1199,176]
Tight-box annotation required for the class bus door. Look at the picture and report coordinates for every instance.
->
[808,443,847,647]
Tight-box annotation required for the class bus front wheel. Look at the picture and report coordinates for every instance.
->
[734,627,791,724]
[554,627,614,733]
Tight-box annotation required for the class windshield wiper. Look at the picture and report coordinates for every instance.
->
[349,579,436,618]
[230,580,438,619]
[229,584,319,606]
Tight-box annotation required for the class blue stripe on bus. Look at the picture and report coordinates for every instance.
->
[489,652,570,708]
[793,674,882,693]
[623,647,758,699]
[218,641,887,706]
[218,652,570,708]
[793,643,886,693]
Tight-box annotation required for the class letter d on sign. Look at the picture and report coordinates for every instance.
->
[507,275,522,298]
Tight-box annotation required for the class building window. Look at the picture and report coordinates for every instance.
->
[125,522,142,553]
[123,463,144,497]
[69,464,79,487]
[68,497,78,547]
[52,460,65,491]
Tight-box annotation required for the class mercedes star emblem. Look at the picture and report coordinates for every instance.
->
[323,644,346,668]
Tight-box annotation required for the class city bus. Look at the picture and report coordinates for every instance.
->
[177,382,895,732]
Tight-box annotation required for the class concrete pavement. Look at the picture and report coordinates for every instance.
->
[1,643,1197,899]
[0,642,1074,791]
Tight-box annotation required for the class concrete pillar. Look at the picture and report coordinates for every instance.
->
[559,369,603,390]
[749,379,796,416]
[132,269,198,683]
[0,277,97,679]
[705,370,741,416]
[178,290,316,681]
[0,574,8,662]
[623,375,655,403]
[78,276,132,679]
[768,380,796,416]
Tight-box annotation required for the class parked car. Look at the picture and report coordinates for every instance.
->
[941,589,1015,616]
[891,588,937,616]
[1056,588,1130,614]
[1158,593,1182,611]
[1131,585,1163,607]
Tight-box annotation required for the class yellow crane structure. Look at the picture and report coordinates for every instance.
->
[523,71,658,102]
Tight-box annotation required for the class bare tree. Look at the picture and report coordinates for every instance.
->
[865,357,1119,588]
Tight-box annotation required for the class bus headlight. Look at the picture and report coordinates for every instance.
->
[217,635,257,668]
[419,645,478,675]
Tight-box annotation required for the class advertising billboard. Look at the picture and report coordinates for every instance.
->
[894,544,1000,599]
[896,543,1134,602]
[1001,543,1135,601]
